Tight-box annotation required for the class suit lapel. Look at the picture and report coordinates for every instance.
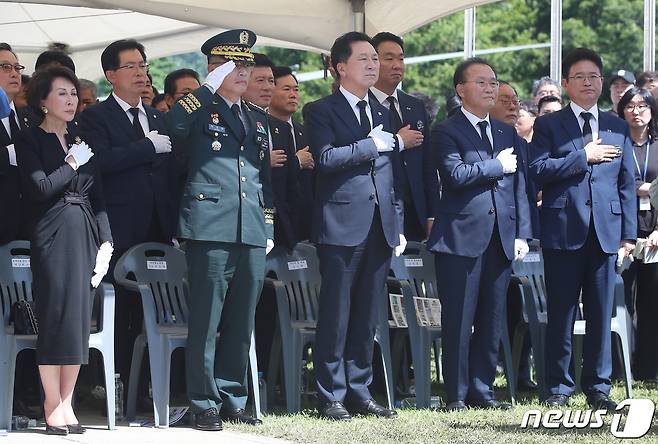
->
[243,102,259,141]
[0,120,9,146]
[330,91,361,139]
[106,95,139,139]
[213,96,243,140]
[145,105,162,133]
[490,119,507,157]
[456,110,488,161]
[559,106,584,151]
[369,92,386,129]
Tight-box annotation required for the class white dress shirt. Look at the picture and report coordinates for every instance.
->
[569,101,599,141]
[112,92,150,134]
[461,106,494,148]
[339,85,373,130]
[370,86,405,150]
[2,101,18,166]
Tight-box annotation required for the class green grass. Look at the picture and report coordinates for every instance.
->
[229,380,658,443]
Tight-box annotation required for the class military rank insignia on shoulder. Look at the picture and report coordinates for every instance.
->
[178,93,202,114]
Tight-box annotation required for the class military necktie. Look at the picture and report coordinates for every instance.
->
[477,120,493,158]
[581,111,593,145]
[8,109,20,140]
[386,96,403,133]
[357,100,371,137]
[231,104,246,140]
[128,108,145,139]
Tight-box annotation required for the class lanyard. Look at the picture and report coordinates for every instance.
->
[632,141,650,182]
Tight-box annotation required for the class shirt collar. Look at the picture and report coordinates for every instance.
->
[112,92,145,114]
[460,106,490,129]
[570,101,598,121]
[220,94,241,112]
[339,85,369,111]
[370,87,398,106]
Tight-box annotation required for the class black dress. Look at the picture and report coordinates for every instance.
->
[16,125,112,365]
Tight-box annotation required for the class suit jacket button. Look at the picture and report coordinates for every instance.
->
[369,193,375,200]
[585,200,591,206]
[240,161,245,167]
[240,145,245,151]
[198,193,204,200]
[489,208,495,214]
[242,192,247,198]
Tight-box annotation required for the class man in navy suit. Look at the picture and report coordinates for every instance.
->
[304,31,404,420]
[427,58,532,411]
[370,32,439,241]
[79,39,177,393]
[529,48,636,410]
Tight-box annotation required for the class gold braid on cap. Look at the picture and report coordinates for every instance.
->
[209,45,255,60]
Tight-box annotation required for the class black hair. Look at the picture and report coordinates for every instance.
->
[498,80,518,95]
[27,66,80,120]
[0,43,16,58]
[152,93,167,108]
[453,57,497,87]
[537,95,562,113]
[617,87,658,140]
[562,48,603,80]
[445,93,462,117]
[101,39,147,74]
[637,71,658,88]
[330,31,374,79]
[253,53,275,69]
[371,32,404,52]
[35,50,75,73]
[163,68,200,96]
[272,66,298,84]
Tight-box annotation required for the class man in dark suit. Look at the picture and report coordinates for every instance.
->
[529,48,636,410]
[304,31,404,420]
[167,29,274,430]
[78,39,177,394]
[427,57,532,411]
[370,32,439,241]
[269,66,315,242]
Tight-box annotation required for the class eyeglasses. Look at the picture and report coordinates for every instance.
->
[624,103,650,113]
[0,63,25,73]
[567,74,603,83]
[116,62,150,72]
[499,98,520,107]
[461,80,500,89]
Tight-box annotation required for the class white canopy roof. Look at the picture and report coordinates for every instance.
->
[2,0,499,79]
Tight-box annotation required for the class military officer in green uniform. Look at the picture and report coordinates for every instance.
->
[166,29,274,431]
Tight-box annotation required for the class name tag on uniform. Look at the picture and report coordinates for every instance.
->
[640,196,651,211]
[11,258,30,268]
[404,258,423,267]
[147,260,167,270]
[208,124,225,133]
[287,260,308,270]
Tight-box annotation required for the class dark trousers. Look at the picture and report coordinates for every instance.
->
[313,211,392,404]
[185,240,265,413]
[435,228,511,402]
[543,224,616,396]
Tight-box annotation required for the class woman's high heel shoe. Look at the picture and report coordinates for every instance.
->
[66,424,86,434]
[45,424,68,435]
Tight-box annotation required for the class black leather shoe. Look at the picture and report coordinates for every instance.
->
[347,399,397,418]
[45,424,68,435]
[66,424,86,434]
[219,408,262,425]
[194,407,223,431]
[444,400,466,412]
[466,399,512,410]
[544,394,569,407]
[518,379,538,391]
[587,392,617,411]
[317,401,352,421]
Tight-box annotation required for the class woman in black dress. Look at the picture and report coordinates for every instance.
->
[618,87,658,381]
[16,67,113,435]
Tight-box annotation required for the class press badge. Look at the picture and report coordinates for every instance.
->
[640,196,651,211]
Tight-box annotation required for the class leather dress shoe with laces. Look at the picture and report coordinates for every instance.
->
[466,399,512,410]
[194,407,223,431]
[347,399,397,418]
[220,408,262,425]
[544,394,569,407]
[318,401,352,421]
[445,400,466,412]
[587,392,617,411]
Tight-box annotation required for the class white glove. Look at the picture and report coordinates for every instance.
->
[496,147,517,174]
[7,144,16,166]
[146,130,172,154]
[204,61,236,92]
[91,242,114,288]
[266,239,274,255]
[65,142,94,169]
[394,234,407,257]
[514,239,529,261]
[368,124,395,152]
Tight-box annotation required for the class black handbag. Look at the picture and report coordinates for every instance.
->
[11,299,38,335]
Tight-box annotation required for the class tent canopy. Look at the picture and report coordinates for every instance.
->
[2,0,498,79]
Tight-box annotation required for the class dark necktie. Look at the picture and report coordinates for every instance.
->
[128,107,145,139]
[581,111,593,145]
[477,120,493,157]
[231,104,246,140]
[386,96,403,133]
[8,109,20,141]
[357,100,371,137]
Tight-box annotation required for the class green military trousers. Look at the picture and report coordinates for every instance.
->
[185,240,266,413]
